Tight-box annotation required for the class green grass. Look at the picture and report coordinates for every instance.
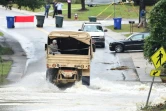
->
[57,3,153,21]
[124,33,132,37]
[0,46,14,55]
[0,32,4,36]
[0,60,12,77]
[141,102,166,111]
[12,3,81,12]
[106,24,148,33]
[12,3,154,21]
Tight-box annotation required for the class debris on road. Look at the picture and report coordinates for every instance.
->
[110,66,129,70]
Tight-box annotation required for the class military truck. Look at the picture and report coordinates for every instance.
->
[45,31,95,86]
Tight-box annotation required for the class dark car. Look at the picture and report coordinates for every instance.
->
[109,32,150,53]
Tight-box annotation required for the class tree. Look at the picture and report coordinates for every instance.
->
[0,0,10,6]
[15,0,45,11]
[0,0,46,11]
[144,0,166,62]
[80,0,86,10]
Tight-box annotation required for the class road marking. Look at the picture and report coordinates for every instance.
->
[36,28,49,34]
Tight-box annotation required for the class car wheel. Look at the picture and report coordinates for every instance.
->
[115,44,123,53]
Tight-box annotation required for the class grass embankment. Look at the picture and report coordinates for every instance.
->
[0,32,4,36]
[106,24,149,37]
[12,3,153,21]
[51,3,153,21]
[141,103,166,111]
[0,32,13,78]
[0,60,12,77]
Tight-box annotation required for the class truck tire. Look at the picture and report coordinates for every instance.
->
[46,68,58,83]
[82,76,90,86]
[77,69,82,81]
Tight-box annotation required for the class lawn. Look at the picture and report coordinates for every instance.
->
[0,60,12,77]
[57,3,153,21]
[0,32,3,36]
[106,24,149,33]
[12,3,154,21]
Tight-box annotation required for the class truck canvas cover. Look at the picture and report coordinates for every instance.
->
[48,31,91,45]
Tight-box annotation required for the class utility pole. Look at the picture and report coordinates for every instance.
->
[139,0,145,23]
[67,0,71,19]
[114,0,115,18]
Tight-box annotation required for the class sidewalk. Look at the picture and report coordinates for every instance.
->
[0,35,27,82]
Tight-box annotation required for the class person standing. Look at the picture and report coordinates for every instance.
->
[44,3,51,18]
[138,9,146,28]
[56,2,63,15]
[52,1,58,18]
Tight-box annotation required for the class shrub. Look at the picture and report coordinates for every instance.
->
[144,0,166,62]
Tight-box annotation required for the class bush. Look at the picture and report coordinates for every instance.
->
[144,0,166,62]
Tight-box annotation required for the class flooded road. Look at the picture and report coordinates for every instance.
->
[0,7,165,111]
[0,38,166,111]
[0,72,166,111]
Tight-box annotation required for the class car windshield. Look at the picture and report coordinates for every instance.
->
[83,25,103,32]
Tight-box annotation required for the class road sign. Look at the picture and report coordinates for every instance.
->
[150,69,161,77]
[151,47,166,69]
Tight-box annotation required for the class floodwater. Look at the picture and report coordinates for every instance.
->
[1,72,166,111]
[0,8,165,110]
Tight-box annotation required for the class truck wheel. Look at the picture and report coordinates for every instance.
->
[46,69,53,83]
[77,69,82,81]
[82,76,90,86]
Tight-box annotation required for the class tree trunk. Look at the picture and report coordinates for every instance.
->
[81,0,86,10]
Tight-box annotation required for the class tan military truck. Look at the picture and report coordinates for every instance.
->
[45,31,95,86]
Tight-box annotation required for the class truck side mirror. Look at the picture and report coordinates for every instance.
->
[45,44,47,50]
[92,44,96,52]
[104,29,107,32]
